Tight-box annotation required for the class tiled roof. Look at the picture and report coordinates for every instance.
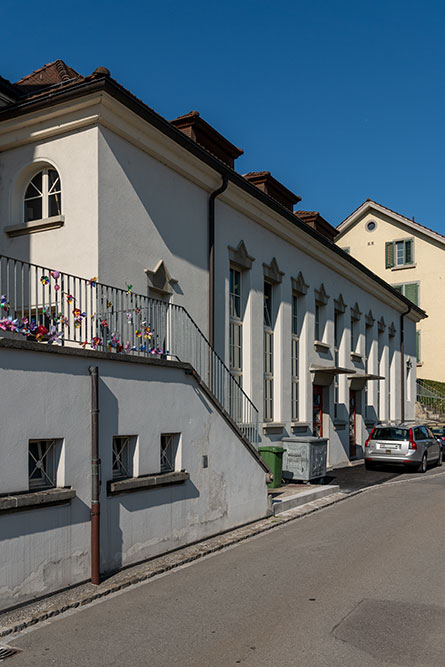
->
[14,60,82,96]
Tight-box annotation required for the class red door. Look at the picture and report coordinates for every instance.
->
[349,390,357,457]
[313,385,323,437]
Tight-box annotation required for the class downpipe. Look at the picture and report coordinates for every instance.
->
[89,366,101,585]
[400,305,412,423]
[208,174,229,348]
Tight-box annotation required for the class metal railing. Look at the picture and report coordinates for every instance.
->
[0,254,259,443]
[416,380,445,422]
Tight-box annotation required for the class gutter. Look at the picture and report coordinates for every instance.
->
[0,77,426,320]
[399,305,412,422]
[208,175,228,347]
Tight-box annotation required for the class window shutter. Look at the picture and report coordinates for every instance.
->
[404,283,419,306]
[416,331,420,363]
[393,285,402,294]
[385,241,395,268]
[404,239,413,264]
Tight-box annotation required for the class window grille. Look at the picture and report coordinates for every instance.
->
[160,434,179,473]
[29,439,57,490]
[112,436,133,480]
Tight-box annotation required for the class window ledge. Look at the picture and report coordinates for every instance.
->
[314,340,331,353]
[416,361,423,367]
[5,215,65,237]
[291,421,311,429]
[391,264,416,271]
[262,422,285,433]
[0,487,75,513]
[350,352,363,362]
[108,470,189,495]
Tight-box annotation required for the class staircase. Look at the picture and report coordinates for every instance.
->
[0,254,259,444]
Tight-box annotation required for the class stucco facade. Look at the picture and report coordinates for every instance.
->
[336,201,444,383]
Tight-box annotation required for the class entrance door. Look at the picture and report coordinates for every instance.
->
[349,390,357,457]
[313,385,323,437]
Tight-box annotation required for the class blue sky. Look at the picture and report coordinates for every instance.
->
[2,0,445,232]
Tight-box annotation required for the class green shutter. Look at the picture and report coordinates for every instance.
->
[393,284,403,294]
[404,239,413,264]
[385,241,395,268]
[404,282,419,306]
[416,331,420,363]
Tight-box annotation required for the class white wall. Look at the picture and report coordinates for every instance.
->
[0,127,99,278]
[0,343,268,610]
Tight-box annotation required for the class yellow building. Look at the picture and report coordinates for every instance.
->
[336,199,445,383]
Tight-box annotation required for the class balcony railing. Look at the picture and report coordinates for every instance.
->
[0,254,259,444]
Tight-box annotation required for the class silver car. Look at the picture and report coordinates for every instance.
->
[364,423,442,472]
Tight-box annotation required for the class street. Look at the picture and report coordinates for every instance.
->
[5,470,445,666]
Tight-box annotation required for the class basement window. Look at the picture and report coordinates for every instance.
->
[160,433,180,473]
[112,436,136,480]
[29,439,61,490]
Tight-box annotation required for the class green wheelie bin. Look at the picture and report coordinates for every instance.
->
[258,445,285,489]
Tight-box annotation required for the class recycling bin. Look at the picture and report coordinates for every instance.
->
[281,437,328,482]
[258,445,285,489]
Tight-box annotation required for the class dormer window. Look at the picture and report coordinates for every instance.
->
[24,168,62,222]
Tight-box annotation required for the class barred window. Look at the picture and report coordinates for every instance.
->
[160,433,180,473]
[264,280,274,421]
[229,267,242,385]
[112,436,135,480]
[29,439,58,490]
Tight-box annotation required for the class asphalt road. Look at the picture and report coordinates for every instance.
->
[6,471,445,666]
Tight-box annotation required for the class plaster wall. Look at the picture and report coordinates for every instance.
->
[0,127,99,278]
[0,344,268,611]
[97,127,209,332]
[338,209,444,382]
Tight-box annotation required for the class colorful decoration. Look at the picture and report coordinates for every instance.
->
[88,277,98,287]
[66,294,75,304]
[1,295,10,311]
[126,284,133,294]
[40,276,50,286]
[50,271,60,280]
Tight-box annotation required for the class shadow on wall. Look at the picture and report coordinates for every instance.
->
[0,497,90,541]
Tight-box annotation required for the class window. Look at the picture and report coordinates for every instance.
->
[333,312,341,418]
[264,281,274,421]
[314,304,321,341]
[350,314,358,352]
[291,294,299,421]
[416,330,421,363]
[24,168,62,223]
[392,282,419,306]
[364,324,373,419]
[229,268,242,384]
[112,436,135,480]
[366,220,377,232]
[341,247,350,254]
[160,433,180,473]
[29,439,57,490]
[385,239,414,268]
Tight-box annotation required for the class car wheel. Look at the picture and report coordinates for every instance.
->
[436,451,443,467]
[365,460,375,470]
[418,453,428,473]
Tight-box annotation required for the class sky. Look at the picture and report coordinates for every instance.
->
[2,0,445,233]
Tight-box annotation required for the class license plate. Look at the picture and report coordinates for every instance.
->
[386,449,392,454]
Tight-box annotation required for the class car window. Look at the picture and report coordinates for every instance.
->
[414,427,424,440]
[373,427,408,441]
[421,426,431,440]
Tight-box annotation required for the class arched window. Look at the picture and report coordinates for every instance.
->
[24,168,62,222]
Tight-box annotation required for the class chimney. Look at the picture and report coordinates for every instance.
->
[294,211,338,243]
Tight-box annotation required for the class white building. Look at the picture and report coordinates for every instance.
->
[0,61,425,609]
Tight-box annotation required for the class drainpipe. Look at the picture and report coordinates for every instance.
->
[208,174,229,348]
[400,305,412,423]
[89,366,101,585]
